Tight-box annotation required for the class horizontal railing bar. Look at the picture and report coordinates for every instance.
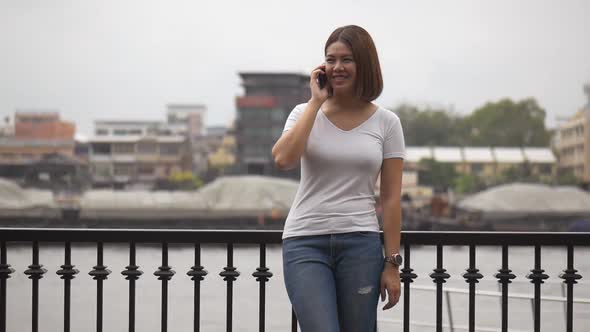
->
[0,228,284,244]
[377,317,531,332]
[0,228,589,245]
[411,285,590,304]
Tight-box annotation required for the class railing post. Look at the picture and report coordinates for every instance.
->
[154,242,175,332]
[526,245,548,332]
[88,242,111,332]
[24,241,46,332]
[56,242,79,332]
[187,243,208,332]
[429,245,450,332]
[494,245,515,332]
[121,242,143,332]
[559,245,582,332]
[399,244,417,332]
[0,241,15,332]
[219,243,240,332]
[462,245,483,332]
[252,243,273,332]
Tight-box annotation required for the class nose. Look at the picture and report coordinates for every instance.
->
[334,60,344,71]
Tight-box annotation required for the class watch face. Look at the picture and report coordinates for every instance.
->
[386,254,403,266]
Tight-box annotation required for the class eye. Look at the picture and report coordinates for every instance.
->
[325,58,335,64]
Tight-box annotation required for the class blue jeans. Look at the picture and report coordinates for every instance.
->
[282,232,384,332]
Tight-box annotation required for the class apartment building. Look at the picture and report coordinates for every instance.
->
[556,85,590,183]
[167,104,206,140]
[235,72,310,179]
[88,135,191,188]
[93,104,208,177]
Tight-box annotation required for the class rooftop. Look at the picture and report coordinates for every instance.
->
[87,135,186,143]
[404,146,555,164]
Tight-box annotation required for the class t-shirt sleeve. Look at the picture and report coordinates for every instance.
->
[383,113,406,159]
[283,104,306,132]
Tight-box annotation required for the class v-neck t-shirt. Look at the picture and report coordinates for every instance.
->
[281,102,406,239]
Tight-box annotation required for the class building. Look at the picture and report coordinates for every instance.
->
[94,120,185,137]
[235,72,310,179]
[0,116,14,137]
[166,104,208,175]
[94,104,208,176]
[14,111,75,140]
[556,84,590,184]
[0,111,77,181]
[87,135,191,188]
[167,104,206,140]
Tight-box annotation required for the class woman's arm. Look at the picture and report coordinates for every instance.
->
[271,99,322,170]
[379,157,404,310]
[271,66,329,170]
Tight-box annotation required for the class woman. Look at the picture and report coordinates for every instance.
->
[272,25,405,331]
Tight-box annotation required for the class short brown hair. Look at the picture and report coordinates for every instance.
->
[324,25,383,102]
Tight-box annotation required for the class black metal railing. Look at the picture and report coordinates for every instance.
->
[0,228,588,332]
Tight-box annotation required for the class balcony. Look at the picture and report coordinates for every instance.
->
[0,228,588,332]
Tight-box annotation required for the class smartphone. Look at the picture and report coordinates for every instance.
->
[318,72,327,90]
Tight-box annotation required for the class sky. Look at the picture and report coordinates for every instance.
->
[1,0,589,136]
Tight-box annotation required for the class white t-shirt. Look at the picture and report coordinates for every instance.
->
[281,103,405,239]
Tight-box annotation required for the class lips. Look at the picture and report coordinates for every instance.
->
[331,75,348,83]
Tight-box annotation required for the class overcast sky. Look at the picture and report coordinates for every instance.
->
[1,0,589,136]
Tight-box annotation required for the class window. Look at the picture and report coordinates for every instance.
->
[92,143,111,155]
[160,143,180,155]
[271,109,285,121]
[137,164,155,175]
[158,129,173,136]
[112,143,135,154]
[539,164,552,175]
[137,142,157,154]
[113,129,127,135]
[92,163,112,177]
[114,164,134,176]
[131,129,143,135]
[240,108,270,122]
[471,163,484,174]
[95,129,109,135]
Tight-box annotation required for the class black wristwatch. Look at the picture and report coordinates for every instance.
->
[384,253,403,267]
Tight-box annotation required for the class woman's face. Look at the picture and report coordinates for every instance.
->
[325,41,356,94]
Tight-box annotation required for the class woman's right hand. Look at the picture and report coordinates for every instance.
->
[309,64,329,104]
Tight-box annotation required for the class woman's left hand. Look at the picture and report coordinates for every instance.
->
[380,265,401,310]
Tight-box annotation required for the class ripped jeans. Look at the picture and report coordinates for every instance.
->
[282,232,383,332]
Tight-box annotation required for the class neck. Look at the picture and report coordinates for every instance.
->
[328,92,366,110]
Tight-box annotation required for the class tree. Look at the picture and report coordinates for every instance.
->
[454,174,486,194]
[463,98,550,147]
[153,171,203,191]
[554,170,580,186]
[393,104,466,146]
[418,158,457,190]
[391,98,551,147]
